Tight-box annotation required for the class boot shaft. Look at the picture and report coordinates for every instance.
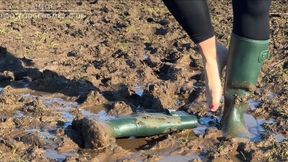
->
[225,34,269,92]
[222,34,269,138]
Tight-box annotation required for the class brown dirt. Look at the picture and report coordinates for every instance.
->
[0,0,287,161]
[72,117,115,149]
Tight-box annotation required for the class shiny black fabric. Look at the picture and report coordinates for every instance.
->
[163,0,271,43]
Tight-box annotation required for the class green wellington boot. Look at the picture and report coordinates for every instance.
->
[74,111,198,148]
[222,34,269,138]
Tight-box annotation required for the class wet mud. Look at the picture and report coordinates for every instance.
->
[0,0,287,161]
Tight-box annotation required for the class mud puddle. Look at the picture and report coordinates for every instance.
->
[1,87,286,161]
[116,137,148,151]
[2,88,162,161]
[193,100,286,143]
[45,149,69,162]
[158,155,201,162]
[133,83,145,97]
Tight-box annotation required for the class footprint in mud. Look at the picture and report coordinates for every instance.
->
[144,43,158,54]
[155,27,169,36]
[0,47,97,104]
[154,63,181,81]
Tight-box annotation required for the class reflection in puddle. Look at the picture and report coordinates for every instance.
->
[45,149,67,162]
[40,96,116,127]
[17,94,80,160]
[41,96,80,128]
[198,115,220,126]
[273,133,287,143]
[195,113,269,142]
[143,55,149,60]
[257,118,276,125]
[62,112,74,128]
[9,89,285,162]
[268,92,277,100]
[82,104,105,114]
[14,110,25,118]
[42,97,79,111]
[195,107,285,142]
[25,129,58,147]
[116,137,147,151]
[81,109,115,121]
[159,155,201,162]
[193,125,209,136]
[134,84,144,97]
[248,99,261,111]
[244,114,265,142]
[193,115,220,136]
[26,129,56,139]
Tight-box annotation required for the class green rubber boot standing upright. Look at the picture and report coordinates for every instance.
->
[222,34,269,138]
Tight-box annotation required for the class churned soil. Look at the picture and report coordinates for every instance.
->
[0,0,287,161]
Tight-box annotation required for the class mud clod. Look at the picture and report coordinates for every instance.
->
[108,101,133,117]
[72,118,115,149]
[17,132,46,147]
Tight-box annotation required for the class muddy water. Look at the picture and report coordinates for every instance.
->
[45,149,68,162]
[116,137,148,151]
[1,87,286,161]
[0,0,286,161]
[158,155,201,162]
[193,102,284,143]
[133,84,145,97]
[1,88,160,160]
[248,99,261,111]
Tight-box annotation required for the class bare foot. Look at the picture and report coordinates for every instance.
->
[198,37,228,112]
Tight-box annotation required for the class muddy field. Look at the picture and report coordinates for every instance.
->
[0,0,287,161]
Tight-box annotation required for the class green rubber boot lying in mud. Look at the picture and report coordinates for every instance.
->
[73,111,198,148]
[222,34,269,138]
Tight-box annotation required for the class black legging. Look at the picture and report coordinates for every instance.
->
[163,0,271,43]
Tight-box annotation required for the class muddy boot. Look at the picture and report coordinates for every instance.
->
[222,34,269,138]
[107,111,198,137]
[75,111,198,148]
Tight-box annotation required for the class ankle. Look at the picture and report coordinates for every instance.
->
[198,37,218,63]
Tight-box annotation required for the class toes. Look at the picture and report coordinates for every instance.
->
[210,104,219,112]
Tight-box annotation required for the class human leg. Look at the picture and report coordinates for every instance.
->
[222,0,271,137]
[163,0,227,111]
